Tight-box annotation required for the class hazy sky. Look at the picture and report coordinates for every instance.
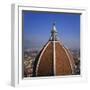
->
[22,11,80,50]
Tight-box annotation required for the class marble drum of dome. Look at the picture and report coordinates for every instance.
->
[11,4,87,87]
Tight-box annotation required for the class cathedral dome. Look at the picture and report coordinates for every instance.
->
[33,23,75,76]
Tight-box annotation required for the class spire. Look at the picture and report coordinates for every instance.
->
[50,22,59,41]
[52,22,57,33]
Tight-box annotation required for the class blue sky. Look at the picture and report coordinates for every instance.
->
[22,11,80,50]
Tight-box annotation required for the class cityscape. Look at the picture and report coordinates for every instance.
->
[24,48,80,77]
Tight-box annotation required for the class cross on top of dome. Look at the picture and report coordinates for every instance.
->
[50,22,59,41]
[51,22,57,33]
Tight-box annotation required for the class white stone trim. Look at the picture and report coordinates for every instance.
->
[53,41,56,75]
[66,49,75,74]
[60,42,75,74]
[54,41,74,74]
[36,41,50,76]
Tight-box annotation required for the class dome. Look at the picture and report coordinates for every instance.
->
[33,23,75,77]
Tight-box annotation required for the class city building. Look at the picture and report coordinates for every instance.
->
[33,23,75,76]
